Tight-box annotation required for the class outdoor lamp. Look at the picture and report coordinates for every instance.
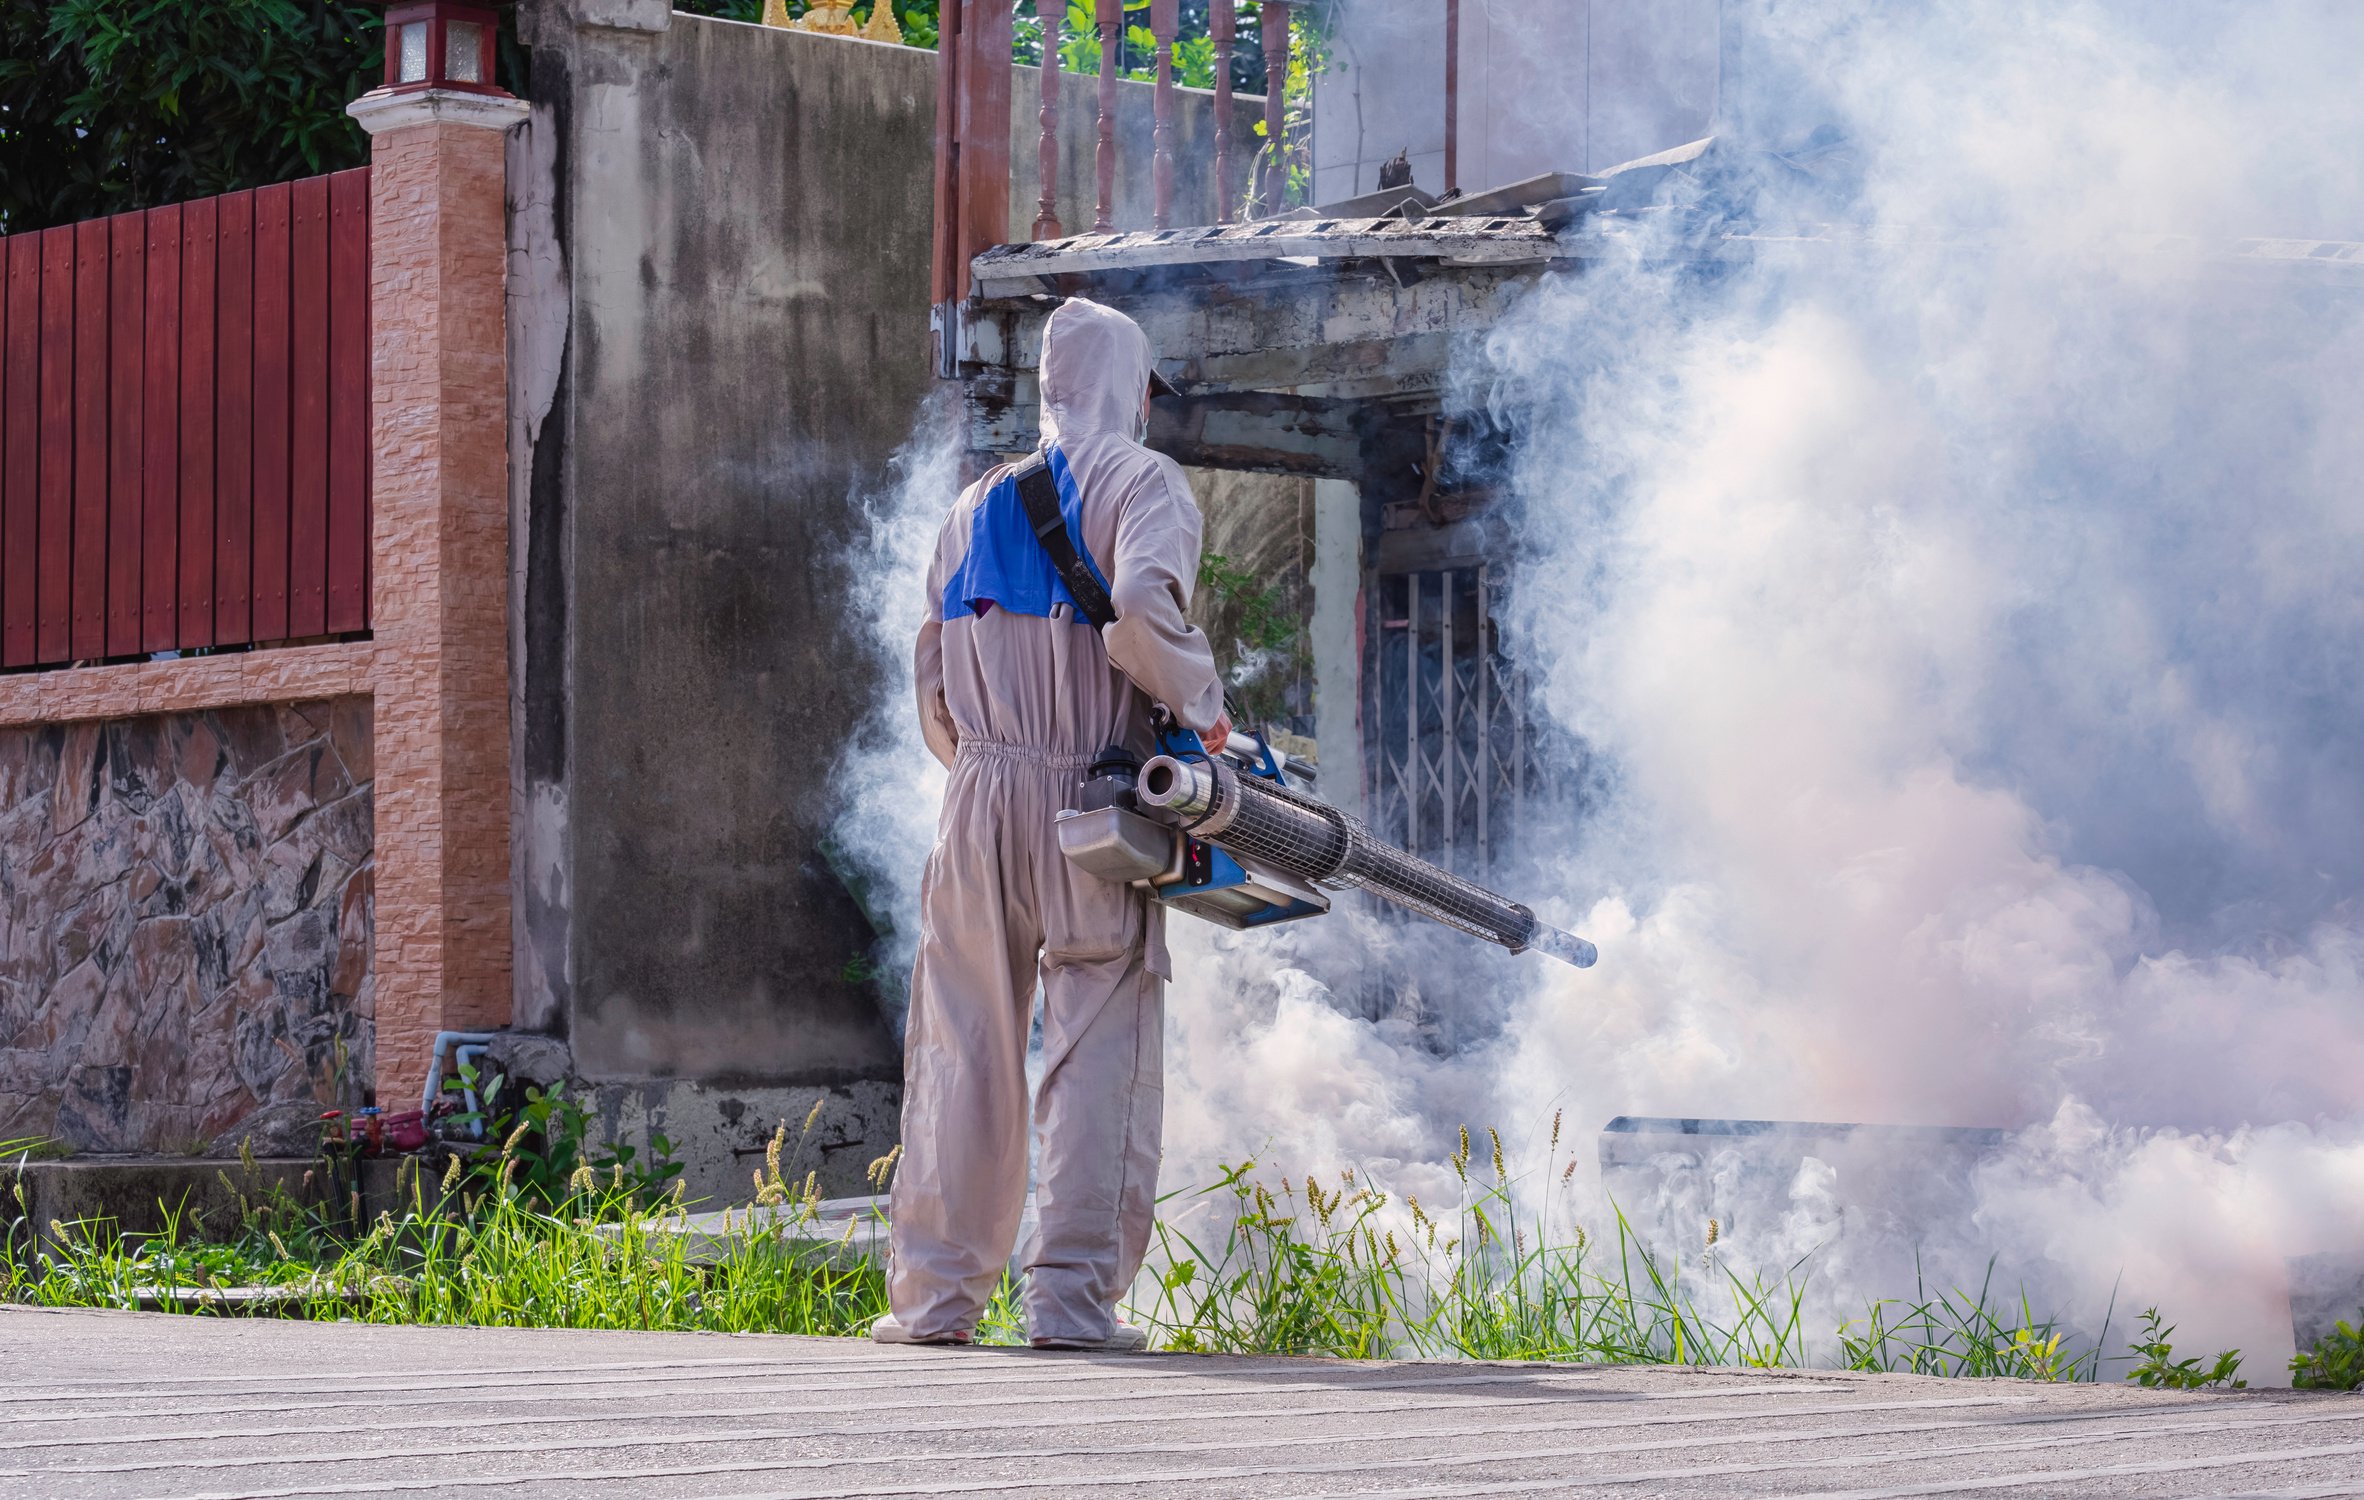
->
[378,1,504,94]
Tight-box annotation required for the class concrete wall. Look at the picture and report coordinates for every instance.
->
[526,15,926,1101]
[1312,0,1728,202]
[0,703,373,1156]
[511,8,1258,1199]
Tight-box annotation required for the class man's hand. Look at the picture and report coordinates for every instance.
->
[1204,713,1231,755]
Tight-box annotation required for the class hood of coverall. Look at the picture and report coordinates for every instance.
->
[1038,297,1157,448]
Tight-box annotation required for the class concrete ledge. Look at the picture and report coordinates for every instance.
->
[0,641,376,730]
[610,1194,891,1267]
[5,1157,327,1249]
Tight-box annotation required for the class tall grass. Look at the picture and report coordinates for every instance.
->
[1140,1122,1815,1368]
[10,1149,902,1336]
[2,1122,2173,1381]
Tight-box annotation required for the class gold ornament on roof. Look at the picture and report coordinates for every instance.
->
[860,3,903,42]
[798,0,857,32]
[760,0,790,26]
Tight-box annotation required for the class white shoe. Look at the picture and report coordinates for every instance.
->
[870,1315,971,1346]
[1031,1320,1151,1352]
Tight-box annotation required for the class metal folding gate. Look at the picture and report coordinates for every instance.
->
[1369,561,1553,887]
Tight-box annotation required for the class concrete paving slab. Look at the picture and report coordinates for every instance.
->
[4,1306,2363,1498]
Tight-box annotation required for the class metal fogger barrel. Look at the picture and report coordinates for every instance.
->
[1136,754,1598,968]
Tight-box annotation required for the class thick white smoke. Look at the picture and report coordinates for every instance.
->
[842,0,2364,1376]
[830,392,961,1033]
[1457,0,2364,1372]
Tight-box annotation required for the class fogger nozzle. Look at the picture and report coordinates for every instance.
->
[1137,754,1597,968]
[1139,755,1219,818]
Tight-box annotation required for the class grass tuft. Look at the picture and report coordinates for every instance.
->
[0,1117,2209,1384]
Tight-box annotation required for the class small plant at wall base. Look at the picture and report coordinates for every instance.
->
[2291,1317,2364,1390]
[440,1065,684,1210]
[2126,1306,2246,1390]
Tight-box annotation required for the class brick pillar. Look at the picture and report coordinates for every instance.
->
[347,86,529,1109]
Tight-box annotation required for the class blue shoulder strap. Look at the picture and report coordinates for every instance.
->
[940,446,1112,625]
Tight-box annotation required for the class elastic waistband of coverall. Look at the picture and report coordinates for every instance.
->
[953,738,1098,772]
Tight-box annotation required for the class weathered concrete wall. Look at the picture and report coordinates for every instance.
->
[511,9,1267,1191]
[0,702,373,1156]
[526,14,928,1107]
[588,1076,901,1203]
[5,1155,324,1249]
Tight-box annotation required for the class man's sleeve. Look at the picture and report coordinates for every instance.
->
[914,502,963,769]
[1103,463,1226,733]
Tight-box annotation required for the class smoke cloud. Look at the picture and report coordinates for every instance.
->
[1458,0,2364,1370]
[840,0,2364,1377]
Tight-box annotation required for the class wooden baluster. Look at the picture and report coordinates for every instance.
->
[1211,0,1237,223]
[1258,1,1290,214]
[1033,0,1062,239]
[1094,0,1121,232]
[931,0,1012,375]
[1150,0,1178,230]
[1445,0,1460,193]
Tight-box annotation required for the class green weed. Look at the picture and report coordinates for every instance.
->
[435,1064,683,1210]
[1136,1122,1814,1368]
[0,1114,2215,1390]
[1839,1257,2114,1382]
[2127,1306,2246,1390]
[9,1123,896,1336]
[2290,1316,2364,1390]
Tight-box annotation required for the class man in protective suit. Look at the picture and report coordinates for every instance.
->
[875,297,1230,1350]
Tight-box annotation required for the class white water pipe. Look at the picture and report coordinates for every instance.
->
[421,1030,500,1123]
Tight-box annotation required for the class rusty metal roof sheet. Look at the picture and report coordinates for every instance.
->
[970,216,1563,294]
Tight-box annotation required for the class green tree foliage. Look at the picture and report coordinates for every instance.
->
[671,0,1322,211]
[1,0,1312,234]
[0,0,384,235]
[671,0,1275,94]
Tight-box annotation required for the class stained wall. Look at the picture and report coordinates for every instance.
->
[509,9,1261,1198]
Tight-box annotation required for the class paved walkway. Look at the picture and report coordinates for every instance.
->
[5,1306,2363,1499]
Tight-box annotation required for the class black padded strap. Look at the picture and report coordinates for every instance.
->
[1014,455,1116,630]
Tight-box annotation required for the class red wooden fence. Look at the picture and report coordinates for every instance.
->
[0,167,372,672]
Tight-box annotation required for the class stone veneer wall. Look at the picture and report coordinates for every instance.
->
[0,700,373,1155]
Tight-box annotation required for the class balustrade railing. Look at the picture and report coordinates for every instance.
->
[934,0,1303,339]
[1052,0,1293,238]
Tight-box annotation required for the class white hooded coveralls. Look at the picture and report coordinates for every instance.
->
[889,298,1226,1342]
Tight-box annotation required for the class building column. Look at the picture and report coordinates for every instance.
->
[348,85,530,1109]
[1310,477,1364,817]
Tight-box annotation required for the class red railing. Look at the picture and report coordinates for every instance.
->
[935,0,1301,362]
[1036,0,1292,240]
[0,168,372,672]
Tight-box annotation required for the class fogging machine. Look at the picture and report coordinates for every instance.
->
[1054,716,1597,968]
[1008,444,1593,968]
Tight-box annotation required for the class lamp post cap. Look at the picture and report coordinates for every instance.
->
[348,86,529,134]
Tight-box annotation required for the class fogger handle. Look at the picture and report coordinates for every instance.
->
[1223,729,1318,784]
[1149,702,1316,784]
